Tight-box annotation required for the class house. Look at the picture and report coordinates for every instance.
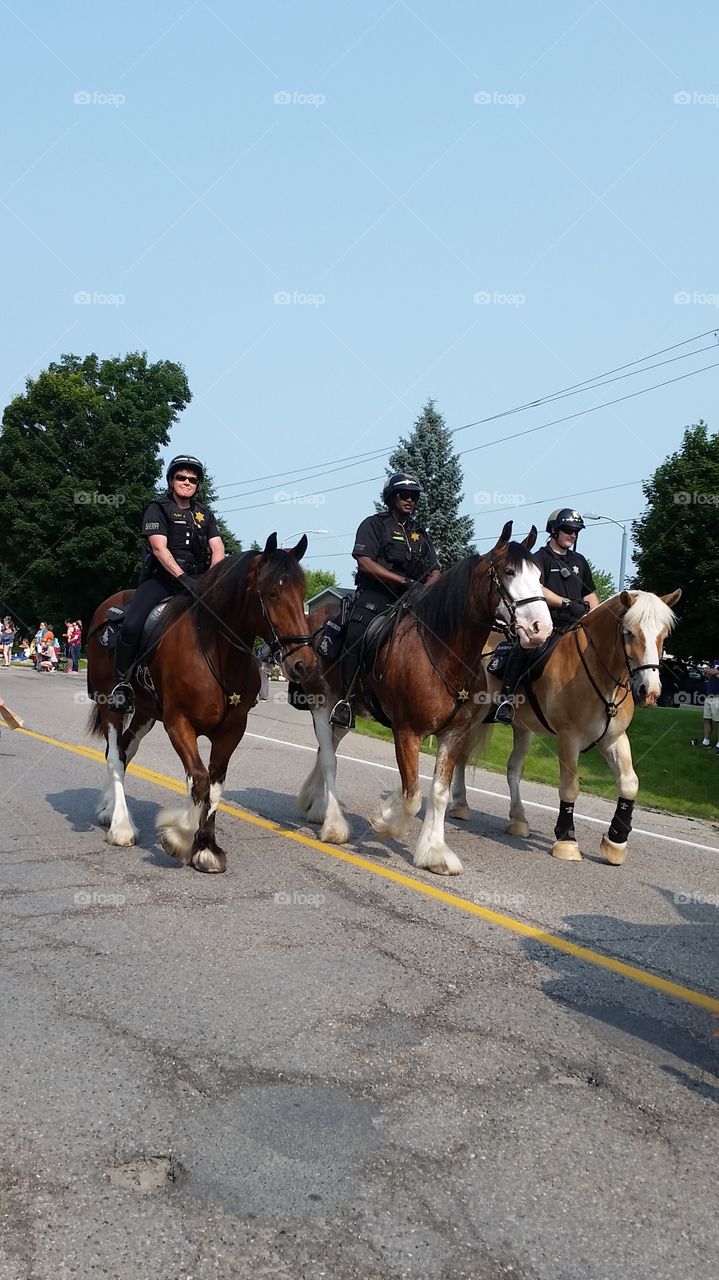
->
[306,586,354,615]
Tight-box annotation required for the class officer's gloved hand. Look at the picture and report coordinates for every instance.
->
[177,573,201,598]
[565,599,588,619]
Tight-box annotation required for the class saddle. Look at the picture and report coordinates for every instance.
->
[487,630,564,686]
[99,601,172,663]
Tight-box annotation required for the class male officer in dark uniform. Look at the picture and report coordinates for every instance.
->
[494,507,598,724]
[329,472,441,727]
[108,455,225,713]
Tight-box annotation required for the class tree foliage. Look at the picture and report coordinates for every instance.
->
[585,560,615,602]
[631,420,719,657]
[304,568,338,600]
[381,399,475,567]
[0,352,190,631]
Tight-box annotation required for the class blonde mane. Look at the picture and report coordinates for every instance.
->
[620,590,677,635]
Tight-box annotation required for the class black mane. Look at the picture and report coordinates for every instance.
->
[407,541,533,641]
[164,548,305,650]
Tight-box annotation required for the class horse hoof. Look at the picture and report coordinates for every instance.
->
[600,835,627,865]
[449,803,471,820]
[191,847,226,873]
[506,820,530,838]
[160,831,188,861]
[106,827,136,848]
[552,839,582,861]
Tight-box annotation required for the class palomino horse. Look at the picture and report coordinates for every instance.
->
[297,523,552,875]
[450,589,681,864]
[87,535,315,872]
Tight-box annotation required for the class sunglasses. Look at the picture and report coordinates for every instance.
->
[174,474,199,485]
[395,490,419,500]
[557,526,577,535]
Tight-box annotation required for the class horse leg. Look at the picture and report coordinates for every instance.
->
[551,733,583,861]
[188,725,245,874]
[98,712,153,827]
[505,725,533,839]
[156,718,211,868]
[371,727,422,841]
[414,737,463,876]
[449,719,493,820]
[102,713,138,847]
[595,731,638,866]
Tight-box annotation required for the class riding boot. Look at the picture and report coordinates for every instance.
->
[494,644,527,725]
[107,632,136,715]
[330,620,364,729]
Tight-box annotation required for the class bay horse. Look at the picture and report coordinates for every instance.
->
[86,535,315,872]
[449,589,681,864]
[297,522,552,875]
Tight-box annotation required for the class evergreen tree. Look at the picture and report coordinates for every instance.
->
[381,399,475,567]
[0,352,190,629]
[631,420,719,657]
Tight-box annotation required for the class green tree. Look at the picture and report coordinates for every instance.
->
[197,471,241,555]
[631,420,719,657]
[0,351,190,629]
[304,568,338,601]
[586,560,615,602]
[381,399,475,567]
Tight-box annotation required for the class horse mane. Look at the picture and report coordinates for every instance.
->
[622,590,677,635]
[409,541,534,642]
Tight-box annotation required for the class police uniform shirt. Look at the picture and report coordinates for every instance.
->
[352,511,440,600]
[533,544,595,607]
[142,499,220,575]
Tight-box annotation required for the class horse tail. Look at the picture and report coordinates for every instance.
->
[467,720,494,766]
[87,701,104,738]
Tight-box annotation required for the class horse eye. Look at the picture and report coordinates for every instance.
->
[624,630,633,642]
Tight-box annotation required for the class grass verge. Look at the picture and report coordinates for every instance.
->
[355,706,719,824]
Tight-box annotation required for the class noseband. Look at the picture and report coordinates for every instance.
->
[257,588,313,663]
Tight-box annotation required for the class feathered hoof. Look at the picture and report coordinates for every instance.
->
[600,835,627,865]
[160,829,191,862]
[191,847,226,873]
[106,824,137,848]
[320,818,351,845]
[448,802,471,821]
[551,839,582,861]
[506,819,530,838]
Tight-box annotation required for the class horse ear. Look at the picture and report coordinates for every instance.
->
[263,533,278,557]
[523,526,538,551]
[661,588,682,608]
[493,521,513,554]
[620,590,634,609]
[291,534,308,562]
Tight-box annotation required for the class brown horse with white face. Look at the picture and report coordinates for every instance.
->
[297,523,553,875]
[86,535,315,872]
[450,589,681,864]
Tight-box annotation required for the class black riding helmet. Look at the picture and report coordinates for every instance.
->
[382,472,421,507]
[546,507,585,535]
[166,455,205,490]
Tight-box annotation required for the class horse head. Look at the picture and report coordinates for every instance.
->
[490,524,552,648]
[255,534,315,682]
[618,588,681,706]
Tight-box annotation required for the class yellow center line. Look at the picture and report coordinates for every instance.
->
[18,727,719,1016]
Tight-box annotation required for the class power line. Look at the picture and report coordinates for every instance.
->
[214,328,719,499]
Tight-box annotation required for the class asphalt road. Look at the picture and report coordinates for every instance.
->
[1,666,717,1280]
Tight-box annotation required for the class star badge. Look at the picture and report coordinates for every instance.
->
[458,688,470,701]
[229,692,242,706]
[194,511,205,524]
[410,531,420,541]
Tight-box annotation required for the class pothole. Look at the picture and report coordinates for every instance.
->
[104,1154,183,1191]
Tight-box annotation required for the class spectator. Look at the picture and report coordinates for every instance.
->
[35,627,57,673]
[64,619,82,674]
[1,617,16,669]
[698,658,719,749]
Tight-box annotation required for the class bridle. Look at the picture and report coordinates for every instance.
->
[488,558,546,638]
[256,587,314,664]
[575,620,660,734]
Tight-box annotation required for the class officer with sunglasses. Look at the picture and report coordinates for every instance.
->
[494,507,598,725]
[330,472,441,728]
[108,455,225,714]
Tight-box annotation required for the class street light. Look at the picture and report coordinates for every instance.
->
[585,513,628,591]
[281,528,328,547]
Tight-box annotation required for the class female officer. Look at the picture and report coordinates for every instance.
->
[108,455,225,714]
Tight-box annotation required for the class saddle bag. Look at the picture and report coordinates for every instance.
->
[315,593,354,663]
[99,605,125,650]
[487,640,512,677]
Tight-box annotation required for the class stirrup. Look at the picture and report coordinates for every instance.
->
[329,699,355,729]
[106,681,135,715]
[494,697,515,725]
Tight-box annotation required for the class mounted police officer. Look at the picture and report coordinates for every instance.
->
[330,472,441,728]
[108,455,225,714]
[494,507,599,725]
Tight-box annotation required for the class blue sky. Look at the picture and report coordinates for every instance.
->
[2,0,718,586]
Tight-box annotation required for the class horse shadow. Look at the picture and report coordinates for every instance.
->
[223,784,399,862]
[521,891,718,1089]
[45,787,180,869]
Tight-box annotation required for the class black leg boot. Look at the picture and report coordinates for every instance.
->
[107,633,136,715]
[494,645,526,725]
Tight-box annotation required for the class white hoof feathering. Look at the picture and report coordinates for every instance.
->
[506,819,530,838]
[448,802,471,821]
[191,847,224,873]
[413,835,463,876]
[297,769,324,818]
[106,818,137,847]
[371,789,420,840]
[320,814,351,844]
[600,835,627,865]
[156,801,201,860]
[551,839,582,861]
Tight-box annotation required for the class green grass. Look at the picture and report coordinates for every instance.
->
[354,706,719,824]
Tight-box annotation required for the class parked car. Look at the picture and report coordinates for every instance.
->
[658,658,706,707]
